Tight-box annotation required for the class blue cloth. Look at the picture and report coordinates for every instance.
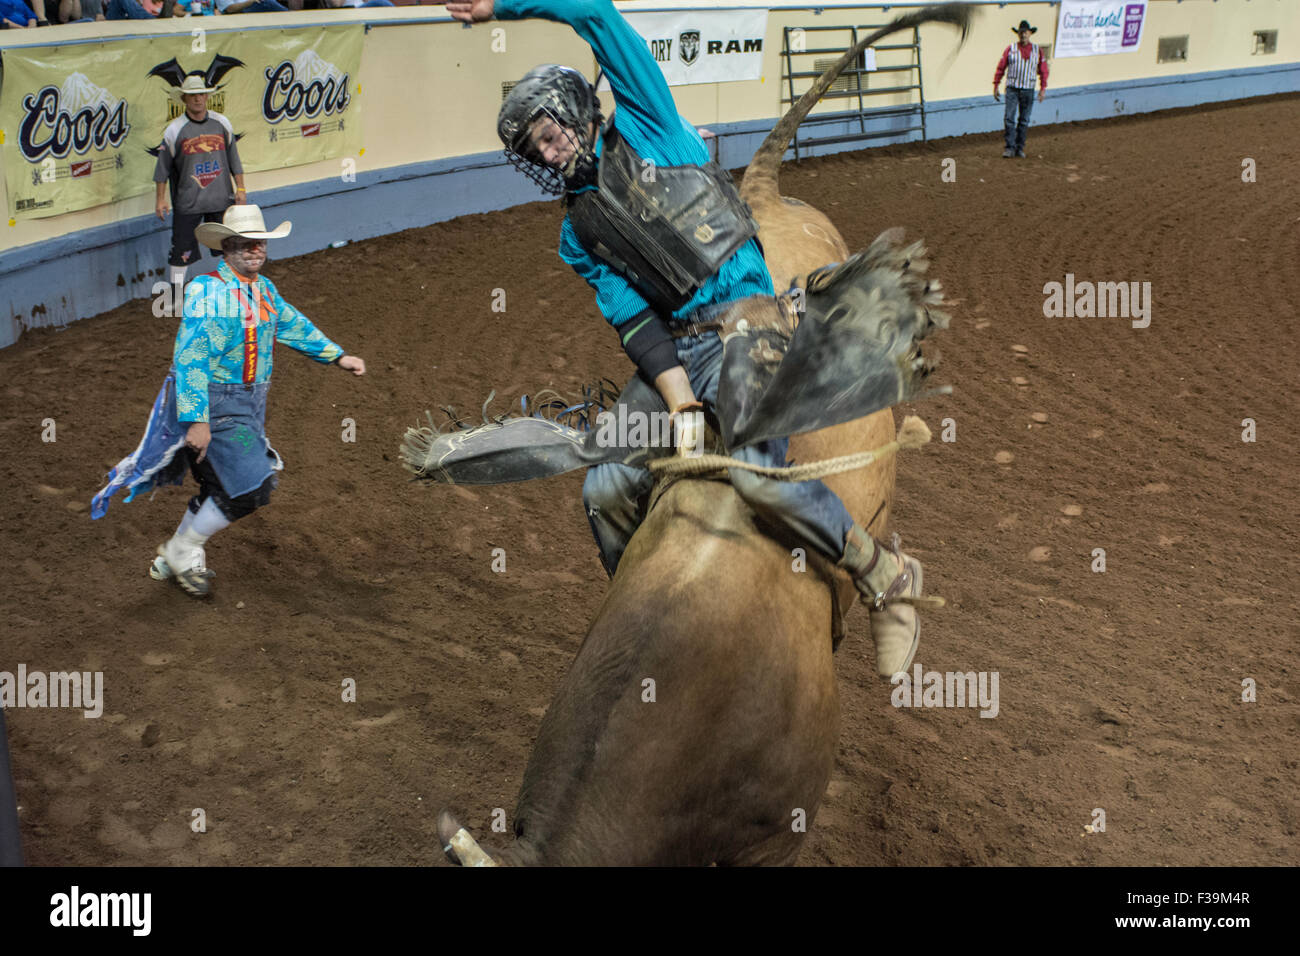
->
[1004,86,1035,152]
[583,332,856,575]
[496,0,773,331]
[0,0,36,24]
[92,375,285,518]
[92,373,189,520]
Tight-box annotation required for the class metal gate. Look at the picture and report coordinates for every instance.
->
[781,22,928,161]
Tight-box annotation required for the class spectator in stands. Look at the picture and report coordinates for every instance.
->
[0,0,39,27]
[154,73,247,289]
[55,0,106,20]
[215,0,290,13]
[105,0,163,17]
[322,0,397,9]
[993,18,1049,158]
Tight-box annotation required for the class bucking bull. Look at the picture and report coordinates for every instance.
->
[403,3,972,865]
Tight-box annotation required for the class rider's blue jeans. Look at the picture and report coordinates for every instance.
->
[582,327,858,577]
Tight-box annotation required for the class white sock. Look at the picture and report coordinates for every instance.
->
[174,507,196,538]
[170,264,188,289]
[191,497,232,538]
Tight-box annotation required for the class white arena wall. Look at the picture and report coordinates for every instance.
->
[0,0,1295,348]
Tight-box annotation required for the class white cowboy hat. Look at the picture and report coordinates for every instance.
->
[194,205,292,251]
[170,73,220,100]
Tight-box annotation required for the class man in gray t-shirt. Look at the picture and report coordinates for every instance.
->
[154,73,246,289]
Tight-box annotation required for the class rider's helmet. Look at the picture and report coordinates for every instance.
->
[497,64,602,195]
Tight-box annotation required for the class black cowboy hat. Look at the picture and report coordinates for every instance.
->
[1012,20,1038,34]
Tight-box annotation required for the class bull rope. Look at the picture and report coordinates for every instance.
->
[648,415,932,481]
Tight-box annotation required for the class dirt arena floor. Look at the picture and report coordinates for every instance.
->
[2,94,1297,866]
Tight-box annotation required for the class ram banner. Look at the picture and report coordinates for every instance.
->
[620,9,770,86]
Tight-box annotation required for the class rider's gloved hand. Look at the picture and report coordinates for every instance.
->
[671,401,706,458]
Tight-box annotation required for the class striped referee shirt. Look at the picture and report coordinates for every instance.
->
[994,43,1050,91]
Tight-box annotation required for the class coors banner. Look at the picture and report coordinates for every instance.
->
[2,45,146,220]
[224,26,362,171]
[1,26,363,221]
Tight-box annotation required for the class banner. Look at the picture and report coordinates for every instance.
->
[211,27,361,171]
[1,27,362,221]
[1054,1,1147,59]
[1,44,147,220]
[618,9,769,86]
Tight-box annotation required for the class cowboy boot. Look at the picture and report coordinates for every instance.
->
[840,525,923,678]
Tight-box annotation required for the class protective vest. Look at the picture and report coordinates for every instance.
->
[567,125,758,314]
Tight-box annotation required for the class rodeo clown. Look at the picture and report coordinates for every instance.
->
[448,0,927,677]
[92,205,366,597]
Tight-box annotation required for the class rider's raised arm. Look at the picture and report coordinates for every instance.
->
[494,0,682,141]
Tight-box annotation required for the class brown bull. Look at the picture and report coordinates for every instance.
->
[439,3,972,867]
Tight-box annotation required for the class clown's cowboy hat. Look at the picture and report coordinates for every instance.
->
[194,205,292,251]
[1012,19,1038,34]
[170,73,220,100]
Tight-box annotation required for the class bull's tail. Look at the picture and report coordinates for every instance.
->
[741,3,974,204]
[437,810,500,867]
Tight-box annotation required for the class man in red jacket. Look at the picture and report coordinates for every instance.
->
[994,19,1049,158]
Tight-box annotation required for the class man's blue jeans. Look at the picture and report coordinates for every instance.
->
[1004,86,1035,152]
[582,324,857,577]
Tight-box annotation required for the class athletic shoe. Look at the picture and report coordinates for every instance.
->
[156,541,215,598]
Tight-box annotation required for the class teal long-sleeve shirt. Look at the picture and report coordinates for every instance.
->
[173,259,344,423]
[494,0,773,337]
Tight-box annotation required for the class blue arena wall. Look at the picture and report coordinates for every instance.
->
[2,59,1296,349]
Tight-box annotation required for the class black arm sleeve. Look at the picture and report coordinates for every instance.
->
[620,307,680,381]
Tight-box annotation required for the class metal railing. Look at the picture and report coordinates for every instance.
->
[782,22,927,160]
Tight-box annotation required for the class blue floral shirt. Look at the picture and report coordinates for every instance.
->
[174,259,344,423]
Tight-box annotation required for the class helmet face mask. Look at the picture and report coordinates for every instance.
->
[499,65,601,196]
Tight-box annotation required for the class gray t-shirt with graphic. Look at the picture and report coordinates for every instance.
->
[153,111,243,215]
